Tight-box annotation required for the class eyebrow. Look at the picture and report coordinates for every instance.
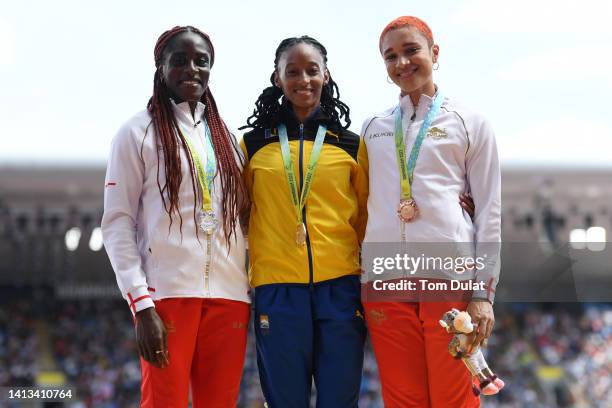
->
[383,42,421,55]
[284,61,322,68]
[169,51,210,57]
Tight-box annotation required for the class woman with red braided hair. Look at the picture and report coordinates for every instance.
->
[360,16,501,407]
[101,26,250,407]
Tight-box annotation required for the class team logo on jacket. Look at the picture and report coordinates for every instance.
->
[368,131,394,140]
[259,314,270,329]
[427,127,448,140]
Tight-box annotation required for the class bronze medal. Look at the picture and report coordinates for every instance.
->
[295,223,307,246]
[397,199,419,223]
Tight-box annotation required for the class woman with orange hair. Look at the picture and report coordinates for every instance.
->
[102,26,250,407]
[361,16,501,407]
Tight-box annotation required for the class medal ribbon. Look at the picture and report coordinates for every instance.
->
[182,120,216,213]
[394,92,445,200]
[278,123,327,225]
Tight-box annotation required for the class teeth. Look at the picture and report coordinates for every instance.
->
[399,69,416,78]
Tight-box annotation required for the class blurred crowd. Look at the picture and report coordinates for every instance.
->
[483,304,612,408]
[1,292,610,408]
[0,298,37,388]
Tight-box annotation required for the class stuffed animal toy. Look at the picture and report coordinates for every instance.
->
[439,308,505,396]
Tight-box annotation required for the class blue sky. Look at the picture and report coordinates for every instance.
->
[1,0,611,166]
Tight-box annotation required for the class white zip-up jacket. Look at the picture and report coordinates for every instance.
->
[361,91,501,301]
[102,101,249,315]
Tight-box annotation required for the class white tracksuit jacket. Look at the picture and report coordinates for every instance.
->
[101,101,249,315]
[361,91,501,301]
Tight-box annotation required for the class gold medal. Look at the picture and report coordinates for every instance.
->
[295,223,307,246]
[397,199,419,223]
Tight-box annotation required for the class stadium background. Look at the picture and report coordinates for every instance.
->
[1,164,610,408]
[2,0,612,405]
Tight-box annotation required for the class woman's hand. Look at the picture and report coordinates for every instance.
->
[466,299,494,353]
[460,193,475,219]
[135,307,169,368]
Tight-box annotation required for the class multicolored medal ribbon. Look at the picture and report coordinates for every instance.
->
[394,92,444,222]
[278,123,327,246]
[183,120,217,235]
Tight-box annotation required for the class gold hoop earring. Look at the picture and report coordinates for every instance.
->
[433,62,439,71]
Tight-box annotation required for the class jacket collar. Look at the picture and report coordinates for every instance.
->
[398,85,440,119]
[170,100,206,127]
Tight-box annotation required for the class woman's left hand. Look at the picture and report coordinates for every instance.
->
[466,299,494,353]
[460,193,475,219]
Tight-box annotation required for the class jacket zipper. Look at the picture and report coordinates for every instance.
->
[298,123,315,287]
[204,236,211,296]
[400,109,417,243]
[193,119,212,297]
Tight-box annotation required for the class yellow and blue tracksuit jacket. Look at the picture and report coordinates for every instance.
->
[240,105,369,288]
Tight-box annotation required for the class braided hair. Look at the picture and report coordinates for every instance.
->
[147,26,248,245]
[240,35,351,131]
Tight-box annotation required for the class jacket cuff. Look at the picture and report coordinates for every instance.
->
[126,286,155,316]
[471,277,496,304]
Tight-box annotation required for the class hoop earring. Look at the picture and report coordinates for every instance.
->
[387,75,394,84]
[433,62,439,71]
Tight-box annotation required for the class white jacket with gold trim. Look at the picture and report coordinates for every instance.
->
[361,91,501,301]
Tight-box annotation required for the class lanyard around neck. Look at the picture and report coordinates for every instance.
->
[278,123,327,224]
[394,92,444,200]
[182,120,216,213]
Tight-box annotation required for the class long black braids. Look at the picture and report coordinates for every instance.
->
[240,35,351,131]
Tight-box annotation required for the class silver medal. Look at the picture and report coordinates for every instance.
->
[199,211,218,235]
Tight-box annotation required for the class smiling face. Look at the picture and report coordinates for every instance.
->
[274,42,329,122]
[381,26,439,103]
[161,31,212,106]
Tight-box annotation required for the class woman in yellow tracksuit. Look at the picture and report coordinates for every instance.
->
[239,35,368,407]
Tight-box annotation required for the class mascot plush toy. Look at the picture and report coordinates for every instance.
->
[439,308,505,396]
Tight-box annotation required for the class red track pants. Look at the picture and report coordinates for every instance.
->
[139,298,250,408]
[364,301,480,408]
